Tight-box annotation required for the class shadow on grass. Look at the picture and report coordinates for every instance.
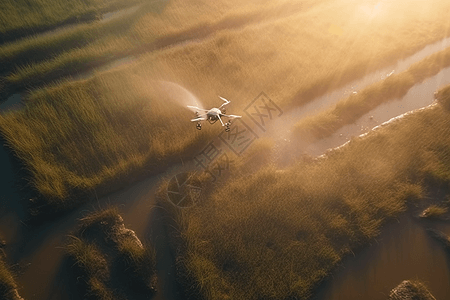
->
[46,255,84,300]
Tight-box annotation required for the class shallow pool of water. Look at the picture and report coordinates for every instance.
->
[0,94,24,114]
[0,152,192,300]
[314,215,450,300]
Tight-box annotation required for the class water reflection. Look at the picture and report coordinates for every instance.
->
[0,94,24,114]
[314,215,450,300]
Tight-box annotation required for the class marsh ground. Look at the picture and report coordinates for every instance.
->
[2,0,450,299]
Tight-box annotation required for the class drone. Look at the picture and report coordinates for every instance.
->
[188,96,241,132]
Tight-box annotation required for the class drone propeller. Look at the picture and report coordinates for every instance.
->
[187,105,209,112]
[191,117,207,122]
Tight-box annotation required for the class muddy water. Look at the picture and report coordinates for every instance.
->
[0,94,24,114]
[0,147,195,300]
[314,216,450,300]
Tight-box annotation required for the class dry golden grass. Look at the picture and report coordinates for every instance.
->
[159,84,450,299]
[3,0,450,102]
[420,205,448,219]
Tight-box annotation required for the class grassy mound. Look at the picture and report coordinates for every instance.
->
[389,280,436,300]
[66,206,157,299]
[159,85,450,299]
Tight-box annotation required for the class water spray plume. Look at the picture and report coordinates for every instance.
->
[157,81,205,112]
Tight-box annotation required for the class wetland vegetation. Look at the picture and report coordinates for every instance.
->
[2,0,450,299]
[157,84,450,299]
[0,0,144,44]
[3,0,450,216]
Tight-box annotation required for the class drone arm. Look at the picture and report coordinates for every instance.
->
[218,96,230,109]
[223,114,242,119]
[218,115,225,126]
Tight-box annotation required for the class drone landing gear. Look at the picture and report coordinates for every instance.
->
[225,120,232,132]
[196,123,202,130]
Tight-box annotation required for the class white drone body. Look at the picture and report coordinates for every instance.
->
[188,96,241,132]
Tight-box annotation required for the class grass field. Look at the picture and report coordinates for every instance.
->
[0,0,143,44]
[2,0,450,100]
[2,0,450,214]
[66,206,157,299]
[156,84,450,300]
[0,69,219,212]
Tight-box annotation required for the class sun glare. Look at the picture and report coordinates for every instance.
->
[358,1,383,19]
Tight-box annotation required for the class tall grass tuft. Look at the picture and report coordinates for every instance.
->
[0,256,22,300]
[66,206,157,299]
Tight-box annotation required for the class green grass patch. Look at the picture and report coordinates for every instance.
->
[0,0,144,43]
[158,85,450,299]
[0,68,217,212]
[66,206,157,299]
